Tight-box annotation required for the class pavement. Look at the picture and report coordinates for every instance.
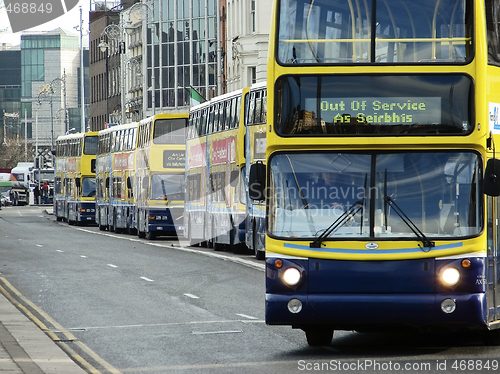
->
[0,207,87,373]
[0,290,87,374]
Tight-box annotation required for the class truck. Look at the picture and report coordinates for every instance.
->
[10,162,34,206]
[30,167,55,204]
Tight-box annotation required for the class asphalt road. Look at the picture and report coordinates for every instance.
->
[0,205,499,374]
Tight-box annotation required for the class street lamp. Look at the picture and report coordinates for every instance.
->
[100,23,126,125]
[37,83,55,151]
[123,1,154,117]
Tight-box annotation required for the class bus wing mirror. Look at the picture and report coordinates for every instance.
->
[484,159,500,196]
[75,178,81,188]
[230,169,239,187]
[105,177,110,189]
[249,161,266,201]
[127,176,132,189]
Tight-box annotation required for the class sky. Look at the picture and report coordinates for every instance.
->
[0,0,91,47]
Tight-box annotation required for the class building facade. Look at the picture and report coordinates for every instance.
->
[89,0,269,131]
[0,30,88,161]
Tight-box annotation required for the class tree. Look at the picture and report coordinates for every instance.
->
[0,139,34,170]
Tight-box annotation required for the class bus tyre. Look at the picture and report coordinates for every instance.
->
[137,213,146,238]
[146,231,156,240]
[305,328,334,347]
[484,329,500,346]
[254,223,265,260]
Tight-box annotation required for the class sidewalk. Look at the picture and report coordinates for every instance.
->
[0,291,86,374]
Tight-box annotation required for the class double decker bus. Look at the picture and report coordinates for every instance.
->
[251,0,500,345]
[135,113,188,240]
[54,132,98,224]
[184,89,248,250]
[108,122,138,233]
[245,82,267,259]
[185,101,210,246]
[96,127,114,230]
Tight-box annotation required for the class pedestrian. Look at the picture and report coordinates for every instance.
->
[41,181,49,204]
[34,182,40,205]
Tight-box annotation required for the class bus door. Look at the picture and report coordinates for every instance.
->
[487,196,500,322]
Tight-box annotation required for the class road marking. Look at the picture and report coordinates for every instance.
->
[235,313,258,320]
[140,277,154,282]
[192,330,242,335]
[36,244,43,248]
[56,250,64,253]
[183,293,199,299]
[72,226,266,272]
[67,319,265,331]
[107,264,118,268]
[80,255,87,258]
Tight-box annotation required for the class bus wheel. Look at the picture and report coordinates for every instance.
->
[146,231,156,240]
[137,214,146,238]
[188,221,199,247]
[484,329,500,345]
[254,222,265,260]
[304,328,334,347]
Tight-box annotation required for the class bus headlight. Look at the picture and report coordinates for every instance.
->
[282,267,301,286]
[441,267,460,286]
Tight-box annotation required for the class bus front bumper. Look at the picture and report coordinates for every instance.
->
[147,207,183,235]
[77,203,96,222]
[265,293,487,330]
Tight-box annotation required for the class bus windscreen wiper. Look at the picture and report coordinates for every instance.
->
[310,201,363,248]
[383,195,435,251]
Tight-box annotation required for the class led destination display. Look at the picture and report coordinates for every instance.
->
[311,97,442,125]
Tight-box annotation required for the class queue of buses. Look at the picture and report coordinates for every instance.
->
[54,0,500,347]
[54,82,267,258]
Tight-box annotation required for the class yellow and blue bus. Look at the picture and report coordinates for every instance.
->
[184,101,210,246]
[185,89,249,250]
[108,122,138,233]
[251,0,500,345]
[135,113,188,239]
[54,132,98,224]
[96,126,114,230]
[245,82,267,259]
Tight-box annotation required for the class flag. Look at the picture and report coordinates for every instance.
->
[189,86,205,106]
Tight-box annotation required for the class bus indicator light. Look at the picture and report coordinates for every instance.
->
[461,259,471,268]
[274,259,283,269]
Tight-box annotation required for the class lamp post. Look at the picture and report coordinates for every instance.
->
[37,83,55,151]
[50,72,67,134]
[74,7,88,132]
[99,23,126,125]
[123,1,153,117]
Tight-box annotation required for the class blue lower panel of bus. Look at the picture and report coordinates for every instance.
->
[266,293,486,329]
[266,256,487,330]
[147,207,183,234]
[77,202,96,222]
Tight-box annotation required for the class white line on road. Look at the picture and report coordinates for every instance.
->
[183,293,199,299]
[72,226,266,271]
[80,255,87,258]
[192,330,242,335]
[235,313,258,320]
[56,250,64,253]
[107,264,118,268]
[36,244,43,248]
[140,276,154,282]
